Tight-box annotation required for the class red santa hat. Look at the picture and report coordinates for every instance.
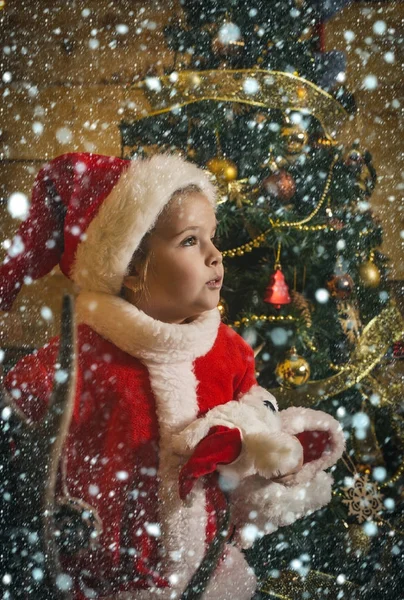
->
[0,152,217,311]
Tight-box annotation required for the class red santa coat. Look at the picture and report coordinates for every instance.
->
[6,293,261,599]
[6,292,345,600]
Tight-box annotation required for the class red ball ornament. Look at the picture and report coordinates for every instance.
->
[264,269,291,309]
[262,170,296,203]
[326,274,354,300]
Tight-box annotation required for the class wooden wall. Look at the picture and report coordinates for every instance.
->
[0,0,174,347]
[0,0,402,347]
[325,1,404,280]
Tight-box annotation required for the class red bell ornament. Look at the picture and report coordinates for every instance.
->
[264,268,291,309]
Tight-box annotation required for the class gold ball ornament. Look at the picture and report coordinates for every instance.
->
[206,157,238,183]
[346,524,371,556]
[275,348,311,389]
[358,261,381,288]
[280,125,309,155]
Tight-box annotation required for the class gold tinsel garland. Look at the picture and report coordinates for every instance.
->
[348,384,404,488]
[260,568,358,599]
[127,69,348,139]
[267,301,404,408]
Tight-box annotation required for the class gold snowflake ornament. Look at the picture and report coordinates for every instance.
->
[337,301,362,344]
[342,473,384,523]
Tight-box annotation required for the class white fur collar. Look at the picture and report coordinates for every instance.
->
[76,291,220,364]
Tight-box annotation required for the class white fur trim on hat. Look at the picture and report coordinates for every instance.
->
[72,154,217,295]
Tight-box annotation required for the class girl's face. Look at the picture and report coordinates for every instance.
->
[124,192,224,323]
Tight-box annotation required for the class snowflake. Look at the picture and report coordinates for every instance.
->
[342,472,383,523]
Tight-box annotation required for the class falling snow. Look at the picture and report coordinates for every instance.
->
[0,1,403,599]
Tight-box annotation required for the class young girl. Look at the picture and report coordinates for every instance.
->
[1,152,344,600]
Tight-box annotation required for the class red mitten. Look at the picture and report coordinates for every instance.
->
[179,425,242,500]
[295,430,332,464]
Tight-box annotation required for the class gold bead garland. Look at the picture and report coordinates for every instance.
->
[221,231,268,258]
[329,362,350,372]
[316,137,339,147]
[377,516,404,536]
[381,460,404,487]
[230,314,296,328]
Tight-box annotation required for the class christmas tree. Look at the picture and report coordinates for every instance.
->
[120,1,404,598]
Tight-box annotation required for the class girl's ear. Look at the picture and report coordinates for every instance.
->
[122,274,141,293]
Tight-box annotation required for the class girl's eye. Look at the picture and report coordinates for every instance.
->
[181,236,197,246]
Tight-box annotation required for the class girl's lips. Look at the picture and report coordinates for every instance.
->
[206,276,222,289]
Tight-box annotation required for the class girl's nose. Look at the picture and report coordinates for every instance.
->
[209,245,223,266]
